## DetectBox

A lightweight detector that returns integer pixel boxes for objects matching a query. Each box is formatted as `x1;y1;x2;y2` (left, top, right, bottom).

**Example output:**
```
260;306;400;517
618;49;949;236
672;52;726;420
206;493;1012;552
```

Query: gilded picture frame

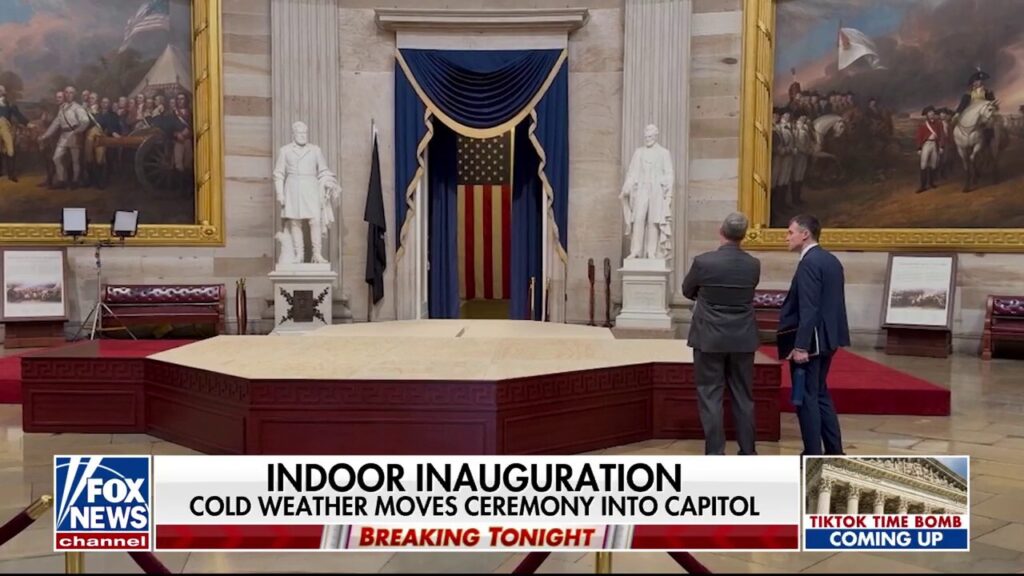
0;0;224;247
738;0;1024;252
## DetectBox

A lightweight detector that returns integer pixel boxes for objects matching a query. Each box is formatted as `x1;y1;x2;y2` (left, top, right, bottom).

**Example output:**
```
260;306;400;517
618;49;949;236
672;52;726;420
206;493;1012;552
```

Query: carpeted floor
0;339;196;404
759;346;951;416
0;353;24;404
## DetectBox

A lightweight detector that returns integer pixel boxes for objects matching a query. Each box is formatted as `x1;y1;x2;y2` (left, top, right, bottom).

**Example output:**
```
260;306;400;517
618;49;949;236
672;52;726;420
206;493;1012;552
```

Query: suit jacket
778;245;851;353
682;243;761;353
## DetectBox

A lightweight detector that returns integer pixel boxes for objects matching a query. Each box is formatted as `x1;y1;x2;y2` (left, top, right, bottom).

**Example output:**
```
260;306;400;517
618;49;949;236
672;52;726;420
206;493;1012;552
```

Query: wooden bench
982;295;1024;360
753;289;788;337
101;284;226;336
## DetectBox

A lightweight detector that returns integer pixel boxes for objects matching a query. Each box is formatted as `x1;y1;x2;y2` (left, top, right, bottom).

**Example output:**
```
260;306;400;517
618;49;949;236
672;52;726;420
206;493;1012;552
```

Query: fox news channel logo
54;456;151;551
803;455;969;552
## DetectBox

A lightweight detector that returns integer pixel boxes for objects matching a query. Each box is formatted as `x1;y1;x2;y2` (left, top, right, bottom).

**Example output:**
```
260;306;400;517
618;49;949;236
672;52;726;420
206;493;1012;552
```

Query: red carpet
0;353;24;404
760;346;950;416
0;340;195;405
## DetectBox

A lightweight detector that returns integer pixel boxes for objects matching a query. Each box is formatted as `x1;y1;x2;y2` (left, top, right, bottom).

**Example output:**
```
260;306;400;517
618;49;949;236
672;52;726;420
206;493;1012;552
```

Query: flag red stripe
482;186;494;300
502;184;511;299
464;185;476;300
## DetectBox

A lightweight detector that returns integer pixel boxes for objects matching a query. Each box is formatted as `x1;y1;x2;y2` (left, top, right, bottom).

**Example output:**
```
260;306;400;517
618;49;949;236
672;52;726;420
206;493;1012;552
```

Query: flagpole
368;118;376;323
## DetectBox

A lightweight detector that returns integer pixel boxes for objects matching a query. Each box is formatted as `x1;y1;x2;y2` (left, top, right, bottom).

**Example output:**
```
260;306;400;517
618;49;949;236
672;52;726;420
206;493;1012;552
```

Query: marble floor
1;345;1023;573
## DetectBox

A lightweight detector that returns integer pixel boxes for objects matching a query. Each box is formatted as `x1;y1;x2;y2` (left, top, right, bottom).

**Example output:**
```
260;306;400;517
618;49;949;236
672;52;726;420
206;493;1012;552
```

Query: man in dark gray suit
682;213;761;455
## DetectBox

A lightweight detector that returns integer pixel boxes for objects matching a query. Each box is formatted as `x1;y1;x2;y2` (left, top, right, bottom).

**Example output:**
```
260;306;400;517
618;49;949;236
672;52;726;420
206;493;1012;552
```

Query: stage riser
23;355;782;454
499;395;652;455
23;385;145;433
147;388;247;455
249;413;497;455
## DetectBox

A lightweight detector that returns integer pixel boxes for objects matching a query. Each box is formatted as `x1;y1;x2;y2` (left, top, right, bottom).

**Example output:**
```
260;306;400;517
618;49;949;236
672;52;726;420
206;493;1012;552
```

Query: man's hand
788;348;810;364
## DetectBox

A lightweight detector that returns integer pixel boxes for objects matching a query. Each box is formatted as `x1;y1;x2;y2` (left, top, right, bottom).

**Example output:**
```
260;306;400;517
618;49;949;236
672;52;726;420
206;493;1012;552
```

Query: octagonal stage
21;321;782;455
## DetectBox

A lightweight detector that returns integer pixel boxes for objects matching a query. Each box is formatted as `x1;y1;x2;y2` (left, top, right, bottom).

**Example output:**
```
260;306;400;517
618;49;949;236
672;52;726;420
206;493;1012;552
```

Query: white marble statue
273;121;340;266
620;124;674;260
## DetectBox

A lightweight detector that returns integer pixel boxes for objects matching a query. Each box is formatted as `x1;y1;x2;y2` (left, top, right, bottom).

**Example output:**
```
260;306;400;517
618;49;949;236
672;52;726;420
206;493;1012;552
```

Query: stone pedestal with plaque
269;263;336;335
615;258;672;331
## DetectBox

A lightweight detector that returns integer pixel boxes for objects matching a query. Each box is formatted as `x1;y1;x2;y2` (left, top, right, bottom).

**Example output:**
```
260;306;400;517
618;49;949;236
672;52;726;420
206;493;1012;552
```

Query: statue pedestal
615;258;672;331
268;263;337;335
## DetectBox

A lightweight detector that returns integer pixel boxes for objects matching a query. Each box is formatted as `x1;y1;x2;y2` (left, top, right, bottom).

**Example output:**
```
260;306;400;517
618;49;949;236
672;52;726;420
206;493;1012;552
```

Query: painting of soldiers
770;0;1024;229
0;0;196;225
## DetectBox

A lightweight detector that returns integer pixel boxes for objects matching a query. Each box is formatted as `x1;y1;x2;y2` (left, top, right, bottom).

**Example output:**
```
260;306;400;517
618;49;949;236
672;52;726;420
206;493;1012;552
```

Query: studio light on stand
61;208;88;241
69;209;140;341
111;209;139;242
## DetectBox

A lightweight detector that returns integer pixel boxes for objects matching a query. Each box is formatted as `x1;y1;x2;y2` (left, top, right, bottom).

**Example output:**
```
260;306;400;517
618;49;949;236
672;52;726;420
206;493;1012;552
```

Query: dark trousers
693;350;757;455
792;351;844;455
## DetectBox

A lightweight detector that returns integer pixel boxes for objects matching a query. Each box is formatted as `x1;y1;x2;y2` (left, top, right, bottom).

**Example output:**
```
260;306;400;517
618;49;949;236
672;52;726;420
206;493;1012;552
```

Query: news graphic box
53;455;152;551
803;455;969;552
151;455;802;552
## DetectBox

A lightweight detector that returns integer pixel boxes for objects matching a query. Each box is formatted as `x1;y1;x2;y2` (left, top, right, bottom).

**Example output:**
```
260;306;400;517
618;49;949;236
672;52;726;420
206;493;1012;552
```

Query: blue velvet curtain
399;49;563;130
510;118;543;320
395;66;427;249
427;121;460;319
533;62;569;253
395;49;569;318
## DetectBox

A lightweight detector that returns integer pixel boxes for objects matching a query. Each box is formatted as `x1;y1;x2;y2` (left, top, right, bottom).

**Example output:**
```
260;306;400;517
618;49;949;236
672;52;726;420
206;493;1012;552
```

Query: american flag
119;0;172;53
457;132;512;301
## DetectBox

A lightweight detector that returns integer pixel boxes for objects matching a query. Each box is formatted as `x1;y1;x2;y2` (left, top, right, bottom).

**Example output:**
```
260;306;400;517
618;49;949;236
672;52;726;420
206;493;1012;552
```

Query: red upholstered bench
754;289;788;336
101;284;226;336
982;295;1024;360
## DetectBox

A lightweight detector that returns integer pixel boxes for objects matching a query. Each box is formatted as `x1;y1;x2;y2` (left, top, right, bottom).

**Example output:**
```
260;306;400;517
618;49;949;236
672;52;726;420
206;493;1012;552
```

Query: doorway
426;120;543;320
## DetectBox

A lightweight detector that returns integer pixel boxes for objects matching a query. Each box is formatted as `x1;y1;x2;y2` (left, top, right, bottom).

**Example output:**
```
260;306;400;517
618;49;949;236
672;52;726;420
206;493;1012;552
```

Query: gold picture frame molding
738;0;1024;252
0;0;225;247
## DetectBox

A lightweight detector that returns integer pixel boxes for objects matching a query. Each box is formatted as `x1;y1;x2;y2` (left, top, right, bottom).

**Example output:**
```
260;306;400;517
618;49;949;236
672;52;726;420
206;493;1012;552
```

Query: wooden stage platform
21;321;782;455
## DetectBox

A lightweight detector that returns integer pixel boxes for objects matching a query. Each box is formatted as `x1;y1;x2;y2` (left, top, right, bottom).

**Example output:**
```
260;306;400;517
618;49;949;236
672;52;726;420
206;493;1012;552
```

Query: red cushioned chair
753;289;788;338
982;295;1024;360
101;284;226;336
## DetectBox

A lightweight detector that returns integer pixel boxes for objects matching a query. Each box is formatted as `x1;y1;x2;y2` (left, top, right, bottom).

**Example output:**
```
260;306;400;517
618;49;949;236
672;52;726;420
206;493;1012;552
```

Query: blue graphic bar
805;529;968;550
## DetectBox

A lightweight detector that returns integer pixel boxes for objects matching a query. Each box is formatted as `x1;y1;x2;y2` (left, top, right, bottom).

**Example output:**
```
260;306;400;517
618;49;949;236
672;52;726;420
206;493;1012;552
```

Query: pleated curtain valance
397;49;565;137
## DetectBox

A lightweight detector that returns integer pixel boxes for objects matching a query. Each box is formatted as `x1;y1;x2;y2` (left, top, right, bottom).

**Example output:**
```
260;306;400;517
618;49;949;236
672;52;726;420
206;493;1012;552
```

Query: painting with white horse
770;0;1024;229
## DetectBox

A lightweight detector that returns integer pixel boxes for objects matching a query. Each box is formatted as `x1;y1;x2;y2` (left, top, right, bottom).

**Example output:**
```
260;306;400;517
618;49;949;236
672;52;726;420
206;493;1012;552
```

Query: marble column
846;486;861;515
621;0;691;304
816;478;834;515
872;492;886;515
271;0;350;320
897;497;909;514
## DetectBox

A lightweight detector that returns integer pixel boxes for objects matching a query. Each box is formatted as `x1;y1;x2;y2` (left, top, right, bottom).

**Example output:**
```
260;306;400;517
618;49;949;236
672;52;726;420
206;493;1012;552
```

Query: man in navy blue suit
778;214;850;456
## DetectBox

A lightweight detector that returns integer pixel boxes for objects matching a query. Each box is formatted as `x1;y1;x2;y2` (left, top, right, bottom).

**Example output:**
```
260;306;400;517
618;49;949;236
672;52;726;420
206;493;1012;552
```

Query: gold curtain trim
394;110;435;263
395;49;568;139
527;109;569;266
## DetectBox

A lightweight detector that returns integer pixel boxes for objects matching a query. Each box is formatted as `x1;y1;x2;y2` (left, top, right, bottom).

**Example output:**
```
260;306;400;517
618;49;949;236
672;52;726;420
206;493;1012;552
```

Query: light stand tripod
72;240;137;341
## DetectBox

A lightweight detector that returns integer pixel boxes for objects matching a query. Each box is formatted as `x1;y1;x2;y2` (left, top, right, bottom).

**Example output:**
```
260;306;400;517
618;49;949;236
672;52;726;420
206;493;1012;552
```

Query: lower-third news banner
152;456;801;552
803;456;970;552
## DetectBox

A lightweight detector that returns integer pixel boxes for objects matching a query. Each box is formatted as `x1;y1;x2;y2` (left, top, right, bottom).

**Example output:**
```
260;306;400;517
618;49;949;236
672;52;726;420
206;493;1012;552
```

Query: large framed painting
739;0;1024;251
0;0;223;245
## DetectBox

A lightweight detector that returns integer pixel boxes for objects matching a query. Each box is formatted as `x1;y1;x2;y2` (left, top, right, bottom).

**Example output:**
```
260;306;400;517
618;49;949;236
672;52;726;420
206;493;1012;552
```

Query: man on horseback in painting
955;68;996;147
